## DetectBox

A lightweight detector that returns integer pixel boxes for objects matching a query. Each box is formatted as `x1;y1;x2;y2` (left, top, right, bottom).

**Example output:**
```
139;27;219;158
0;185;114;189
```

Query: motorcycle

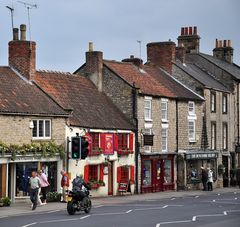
67;188;92;215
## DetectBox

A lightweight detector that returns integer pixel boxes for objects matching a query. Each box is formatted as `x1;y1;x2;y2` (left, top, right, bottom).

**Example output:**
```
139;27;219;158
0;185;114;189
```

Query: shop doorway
108;162;113;196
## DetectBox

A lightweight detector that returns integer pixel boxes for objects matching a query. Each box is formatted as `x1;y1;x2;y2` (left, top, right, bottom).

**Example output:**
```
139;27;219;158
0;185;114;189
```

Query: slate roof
104;60;203;101
174;61;229;92
34;71;134;130
0;66;68;116
187;53;240;80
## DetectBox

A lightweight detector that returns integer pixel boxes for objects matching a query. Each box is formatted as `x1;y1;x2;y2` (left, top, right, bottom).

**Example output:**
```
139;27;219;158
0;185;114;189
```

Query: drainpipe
132;82;139;194
176;100;179;191
237;83;240;166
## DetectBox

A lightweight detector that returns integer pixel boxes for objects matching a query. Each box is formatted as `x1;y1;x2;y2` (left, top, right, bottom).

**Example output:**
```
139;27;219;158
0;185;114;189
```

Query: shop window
211;122;217;150
223;123;228;150
188;120;195;142
210;92;216;112
161;128;168;152
143;160;151;186
188;101;195;116
144;97;152;121
222;94;228;114
144;128;152;152
164;160;172;183
32;119;51;139
161;99;168;121
118;134;128;150
121;167;129;181
90;132;100;150
89;165;98;182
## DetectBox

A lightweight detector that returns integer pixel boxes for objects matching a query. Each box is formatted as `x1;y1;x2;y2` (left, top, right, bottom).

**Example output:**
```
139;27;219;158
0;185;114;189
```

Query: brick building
172;26;240;187
76;43;204;193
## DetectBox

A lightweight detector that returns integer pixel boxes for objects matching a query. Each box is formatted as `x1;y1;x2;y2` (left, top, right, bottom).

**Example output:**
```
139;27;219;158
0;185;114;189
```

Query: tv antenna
137;40;142;59
6;5;14;33
18;1;37;40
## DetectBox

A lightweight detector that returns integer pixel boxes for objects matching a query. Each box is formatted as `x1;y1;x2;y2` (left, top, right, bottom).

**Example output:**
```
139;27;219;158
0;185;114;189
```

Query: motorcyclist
72;173;90;201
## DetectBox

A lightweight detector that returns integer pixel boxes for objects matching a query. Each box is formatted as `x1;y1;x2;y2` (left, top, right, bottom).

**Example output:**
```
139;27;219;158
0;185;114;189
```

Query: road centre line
156;220;192;226
94;205;104;208
21;223;37;227
126;209;132;213
47;210;60;214
80;215;91;220
170;198;175;200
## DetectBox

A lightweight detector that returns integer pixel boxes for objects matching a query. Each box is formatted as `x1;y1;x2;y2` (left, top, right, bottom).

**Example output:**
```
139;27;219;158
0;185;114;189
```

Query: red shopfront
141;154;175;193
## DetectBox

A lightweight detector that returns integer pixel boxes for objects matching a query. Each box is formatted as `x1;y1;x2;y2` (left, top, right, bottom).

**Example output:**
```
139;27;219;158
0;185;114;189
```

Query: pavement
0;187;239;218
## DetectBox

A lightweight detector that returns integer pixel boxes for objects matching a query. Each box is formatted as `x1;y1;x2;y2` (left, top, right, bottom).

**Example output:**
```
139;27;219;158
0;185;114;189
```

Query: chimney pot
228;40;231;47
193;26;197;35
219;40;222;48
89;42;93;52
184;27;188;36
130;55;134;59
181;27;184;36
215;39;218;48
20;24;26;41
13;28;19;40
189;27;193;35
223;40;227;47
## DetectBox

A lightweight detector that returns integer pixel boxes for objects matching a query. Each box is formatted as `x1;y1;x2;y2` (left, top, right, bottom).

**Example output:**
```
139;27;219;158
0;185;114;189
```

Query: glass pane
45;120;50;137
157;162;161;180
143;160;151;186
32;120;37;137
164;160;172;183
39;120;44;137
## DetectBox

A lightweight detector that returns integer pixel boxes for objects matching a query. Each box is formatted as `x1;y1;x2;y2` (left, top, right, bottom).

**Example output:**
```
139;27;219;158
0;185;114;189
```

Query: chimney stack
147;41;176;74
122;55;143;68
176;44;186;64
213;39;233;64
177;26;200;53
8;24;36;81
85;42;103;92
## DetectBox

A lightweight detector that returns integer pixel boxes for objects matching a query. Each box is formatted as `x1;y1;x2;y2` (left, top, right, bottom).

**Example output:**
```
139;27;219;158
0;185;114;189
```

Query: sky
0;0;239;72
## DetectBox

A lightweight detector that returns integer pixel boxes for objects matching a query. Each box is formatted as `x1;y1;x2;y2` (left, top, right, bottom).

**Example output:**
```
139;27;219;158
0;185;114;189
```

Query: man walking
29;171;41;210
60;170;69;202
201;166;208;191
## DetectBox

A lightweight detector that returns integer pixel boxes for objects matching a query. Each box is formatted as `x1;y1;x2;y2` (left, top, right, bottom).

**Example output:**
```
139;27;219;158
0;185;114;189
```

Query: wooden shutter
84;165;89;183
129;133;134;151
100;164;104;182
85;132;92;155
117;166;122;183
100;133;106;152
114;134;119;151
130;165;135;183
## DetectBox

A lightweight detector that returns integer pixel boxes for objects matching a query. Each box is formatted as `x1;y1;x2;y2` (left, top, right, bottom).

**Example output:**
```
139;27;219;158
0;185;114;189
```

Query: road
0;191;240;227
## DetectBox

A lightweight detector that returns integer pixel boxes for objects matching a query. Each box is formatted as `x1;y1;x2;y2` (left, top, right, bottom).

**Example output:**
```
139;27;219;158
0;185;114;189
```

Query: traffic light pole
66;137;70;174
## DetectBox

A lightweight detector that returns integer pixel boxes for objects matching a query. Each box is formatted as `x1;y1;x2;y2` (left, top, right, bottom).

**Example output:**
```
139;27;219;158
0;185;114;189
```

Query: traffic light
81;137;89;159
71;137;81;159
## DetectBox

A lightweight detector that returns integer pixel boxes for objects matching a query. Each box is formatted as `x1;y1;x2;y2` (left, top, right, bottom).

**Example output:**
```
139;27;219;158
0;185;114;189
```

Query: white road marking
21;223;37;227
223;211;227;215
212;200;216;202
39;218;79;224
47;210;60;214
145;199;157;202
126;209;132;214
225;209;240;213
235;198;238;200
195;196;199;198
94;212;126;216
218;193;221;196
135;206;165;211
94;205;104;208
234;192;237;194
162;205;168;208
156;220;192;226
171;198;175;200
0;216;8;219
192;216;196;221
80;215;90;220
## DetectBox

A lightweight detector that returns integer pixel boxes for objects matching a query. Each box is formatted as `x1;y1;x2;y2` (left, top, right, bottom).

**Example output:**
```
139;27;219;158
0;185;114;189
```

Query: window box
117;149;133;155
90;182;100;189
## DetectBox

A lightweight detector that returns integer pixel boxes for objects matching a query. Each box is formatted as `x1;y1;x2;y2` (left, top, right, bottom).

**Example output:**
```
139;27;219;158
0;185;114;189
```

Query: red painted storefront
141;154;175;193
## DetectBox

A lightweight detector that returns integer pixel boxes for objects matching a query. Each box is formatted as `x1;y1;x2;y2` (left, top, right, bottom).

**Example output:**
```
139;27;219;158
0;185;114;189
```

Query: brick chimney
177;26;200;53
8;24;36;81
176;45;186;63
213;39;233;64
85;42;103;92
122;55;143;68
146;41;176;74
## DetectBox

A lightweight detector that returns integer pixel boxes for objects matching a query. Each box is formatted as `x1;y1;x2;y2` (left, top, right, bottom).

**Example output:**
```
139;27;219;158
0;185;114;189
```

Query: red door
108;162;113;195
152;159;164;192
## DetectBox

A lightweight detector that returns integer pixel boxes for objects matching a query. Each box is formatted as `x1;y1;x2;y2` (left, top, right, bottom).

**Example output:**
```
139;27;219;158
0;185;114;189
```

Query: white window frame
223;123;228;150
144;97;152;121
32;119;51;140
188;120;196;142
222;94;227;114
210;92;216;112
161;128;168;152
144;128;152;153
211;122;216;150
161;99;168;122
188;101;195;116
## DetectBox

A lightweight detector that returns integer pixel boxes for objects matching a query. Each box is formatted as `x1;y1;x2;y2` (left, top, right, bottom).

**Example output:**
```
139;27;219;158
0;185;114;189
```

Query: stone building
172;26;240;187
0;25;69;201
76;43;204;193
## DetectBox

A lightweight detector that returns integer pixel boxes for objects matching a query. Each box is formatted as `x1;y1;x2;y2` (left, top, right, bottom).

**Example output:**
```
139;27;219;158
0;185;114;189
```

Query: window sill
189;140;196;143
32;137;51;141
117;150;133;155
188;115;197;120
161;119;169;123
144;119;153;122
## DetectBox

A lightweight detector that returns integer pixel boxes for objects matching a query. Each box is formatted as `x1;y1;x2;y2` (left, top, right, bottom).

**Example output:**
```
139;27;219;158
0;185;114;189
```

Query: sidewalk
0;187;238;217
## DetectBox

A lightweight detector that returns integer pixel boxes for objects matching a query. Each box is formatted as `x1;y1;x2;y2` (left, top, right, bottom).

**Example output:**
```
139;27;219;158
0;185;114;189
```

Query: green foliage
0;197;11;206
0;141;65;161
46;192;62;202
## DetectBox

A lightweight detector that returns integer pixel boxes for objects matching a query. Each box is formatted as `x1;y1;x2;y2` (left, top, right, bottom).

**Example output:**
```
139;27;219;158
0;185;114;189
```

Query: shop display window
164;160;172;183
143;160;152;186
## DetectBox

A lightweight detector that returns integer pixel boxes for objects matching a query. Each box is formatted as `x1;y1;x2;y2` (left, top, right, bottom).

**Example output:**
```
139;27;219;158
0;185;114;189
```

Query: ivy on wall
0;141;65;161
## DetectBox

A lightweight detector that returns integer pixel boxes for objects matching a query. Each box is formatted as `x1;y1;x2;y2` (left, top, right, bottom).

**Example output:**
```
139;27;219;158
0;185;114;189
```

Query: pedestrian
236;167;240;189
38;170;50;204
201;166;208;191
29;171;41;210
60;170;69;203
207;167;213;191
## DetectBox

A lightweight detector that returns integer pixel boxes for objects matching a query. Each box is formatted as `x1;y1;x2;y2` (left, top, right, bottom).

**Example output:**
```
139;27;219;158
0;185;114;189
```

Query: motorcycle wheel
83;197;92;214
67;201;76;215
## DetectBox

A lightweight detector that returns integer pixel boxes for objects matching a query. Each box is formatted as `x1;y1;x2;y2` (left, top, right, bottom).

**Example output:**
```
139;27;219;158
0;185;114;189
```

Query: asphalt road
0;191;240;227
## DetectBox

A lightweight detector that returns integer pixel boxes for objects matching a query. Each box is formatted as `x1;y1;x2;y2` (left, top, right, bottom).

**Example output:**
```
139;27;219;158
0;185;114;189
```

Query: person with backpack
72;173;90;201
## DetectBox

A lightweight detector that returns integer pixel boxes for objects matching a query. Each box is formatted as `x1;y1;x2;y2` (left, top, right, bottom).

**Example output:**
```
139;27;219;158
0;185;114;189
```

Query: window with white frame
210;92;216;112
161;128;168;152
188;120;195;142
211;122;216;150
144;98;152;121
188;101;195;116
32;119;51;139
144;128;152;152
223;123;228;150
222;94;227;114
161;99;168;121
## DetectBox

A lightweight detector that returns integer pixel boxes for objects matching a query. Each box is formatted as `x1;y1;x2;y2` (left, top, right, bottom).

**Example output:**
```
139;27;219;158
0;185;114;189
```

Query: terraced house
76;42;205;193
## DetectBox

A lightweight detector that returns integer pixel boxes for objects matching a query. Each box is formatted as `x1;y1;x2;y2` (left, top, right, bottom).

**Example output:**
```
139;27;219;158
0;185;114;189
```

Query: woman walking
207;167;213;191
38;170;50;204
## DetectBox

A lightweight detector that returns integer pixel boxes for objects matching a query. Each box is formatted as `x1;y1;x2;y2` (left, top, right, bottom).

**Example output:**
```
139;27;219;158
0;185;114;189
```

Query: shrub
0;197;11;206
46;192;62;202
